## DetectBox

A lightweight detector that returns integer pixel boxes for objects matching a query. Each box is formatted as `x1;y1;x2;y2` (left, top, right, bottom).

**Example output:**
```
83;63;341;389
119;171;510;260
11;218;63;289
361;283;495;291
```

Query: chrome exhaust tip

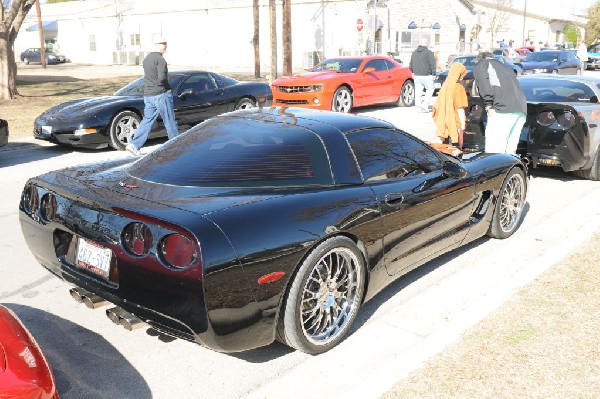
105;306;145;331
69;287;108;309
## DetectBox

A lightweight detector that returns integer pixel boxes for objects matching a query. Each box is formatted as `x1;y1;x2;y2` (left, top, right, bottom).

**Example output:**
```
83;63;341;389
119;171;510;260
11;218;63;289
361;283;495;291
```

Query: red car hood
0;306;58;399
274;70;346;84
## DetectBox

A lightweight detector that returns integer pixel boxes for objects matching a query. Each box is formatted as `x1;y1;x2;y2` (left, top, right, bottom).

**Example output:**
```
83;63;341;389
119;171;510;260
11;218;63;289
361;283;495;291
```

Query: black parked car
20;107;527;354
33;71;272;150
519;50;582;75
466;74;600;180
0;119;8;147
20;47;67;64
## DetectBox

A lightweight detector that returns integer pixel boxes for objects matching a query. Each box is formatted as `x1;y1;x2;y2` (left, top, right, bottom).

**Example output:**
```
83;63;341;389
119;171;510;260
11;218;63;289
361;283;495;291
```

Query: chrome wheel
278;236;365;353
235;97;256;110
300;247;361;345
332;87;352;113
498;172;525;233
398;80;415;107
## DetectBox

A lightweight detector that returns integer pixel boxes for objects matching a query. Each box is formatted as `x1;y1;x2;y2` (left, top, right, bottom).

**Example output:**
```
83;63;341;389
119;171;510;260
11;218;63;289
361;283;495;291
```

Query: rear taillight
23;185;39;214
40;193;57;222
115;208;201;271
122;222;153;256
159;234;197;269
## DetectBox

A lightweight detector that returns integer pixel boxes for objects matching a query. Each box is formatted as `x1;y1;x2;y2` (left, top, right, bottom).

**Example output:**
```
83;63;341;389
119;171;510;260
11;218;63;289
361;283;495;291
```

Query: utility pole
522;0;528;46
282;0;292;76
253;0;260;78
269;0;277;82
35;0;47;69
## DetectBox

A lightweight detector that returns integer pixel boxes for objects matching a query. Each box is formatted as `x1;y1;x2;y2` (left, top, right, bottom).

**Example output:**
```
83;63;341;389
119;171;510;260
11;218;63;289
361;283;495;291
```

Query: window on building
399;30;431;50
130;34;140;46
89;35;96;52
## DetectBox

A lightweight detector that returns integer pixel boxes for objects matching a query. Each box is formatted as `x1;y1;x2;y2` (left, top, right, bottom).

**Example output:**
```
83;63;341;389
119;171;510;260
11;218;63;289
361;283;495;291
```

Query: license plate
434;83;441;89
76;238;112;279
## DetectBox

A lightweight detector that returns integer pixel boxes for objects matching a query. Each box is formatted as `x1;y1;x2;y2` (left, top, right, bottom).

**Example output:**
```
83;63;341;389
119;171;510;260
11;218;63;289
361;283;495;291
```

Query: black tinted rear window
128;117;333;187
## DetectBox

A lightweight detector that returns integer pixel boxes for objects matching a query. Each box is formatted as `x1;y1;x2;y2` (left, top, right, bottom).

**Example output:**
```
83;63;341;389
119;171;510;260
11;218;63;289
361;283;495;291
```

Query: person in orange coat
432;62;468;148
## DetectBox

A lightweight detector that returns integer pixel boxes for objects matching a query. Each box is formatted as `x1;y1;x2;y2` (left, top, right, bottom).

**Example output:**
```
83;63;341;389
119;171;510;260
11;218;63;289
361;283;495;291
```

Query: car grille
275;99;309;105
274;85;316;93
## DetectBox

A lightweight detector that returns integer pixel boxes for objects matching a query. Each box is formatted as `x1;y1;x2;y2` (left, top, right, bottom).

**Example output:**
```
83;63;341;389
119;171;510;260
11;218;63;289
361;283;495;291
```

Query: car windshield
449;57;477;69
519;78;597;102
114;75;184;96
128;116;334;187
524;52;560;62
310;58;363;73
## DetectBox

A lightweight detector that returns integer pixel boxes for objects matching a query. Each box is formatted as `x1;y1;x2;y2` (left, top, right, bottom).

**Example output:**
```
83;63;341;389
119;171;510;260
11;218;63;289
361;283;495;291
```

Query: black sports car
466;74;600;180
33;71;272;150
20;107;527;354
519;50;582;75
0;119;8;147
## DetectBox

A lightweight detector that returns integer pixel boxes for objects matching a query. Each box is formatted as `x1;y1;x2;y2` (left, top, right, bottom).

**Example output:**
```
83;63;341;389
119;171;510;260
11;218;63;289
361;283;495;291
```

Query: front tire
487;168;526;239
108;110;140;150
331;86;353;113
277;236;365;354
23;58;30;65
397;79;415;107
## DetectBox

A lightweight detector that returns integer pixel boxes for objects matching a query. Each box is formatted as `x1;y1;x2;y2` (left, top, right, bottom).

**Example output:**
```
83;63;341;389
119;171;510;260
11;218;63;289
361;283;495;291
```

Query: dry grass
0;75;134;138
382;231;600;399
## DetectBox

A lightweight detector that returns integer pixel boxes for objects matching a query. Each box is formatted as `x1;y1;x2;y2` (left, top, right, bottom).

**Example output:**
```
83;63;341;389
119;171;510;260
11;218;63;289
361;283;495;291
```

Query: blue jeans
413;75;435;109
131;91;179;149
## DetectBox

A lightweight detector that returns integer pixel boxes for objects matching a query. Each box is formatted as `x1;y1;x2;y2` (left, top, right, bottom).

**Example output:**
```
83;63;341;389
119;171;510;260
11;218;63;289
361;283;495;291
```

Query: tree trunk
282;0;292;76
1;0;37;101
253;0;260;78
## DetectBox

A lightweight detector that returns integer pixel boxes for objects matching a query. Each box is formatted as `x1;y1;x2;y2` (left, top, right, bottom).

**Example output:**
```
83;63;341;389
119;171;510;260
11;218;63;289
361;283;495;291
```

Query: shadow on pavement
3;303;152;399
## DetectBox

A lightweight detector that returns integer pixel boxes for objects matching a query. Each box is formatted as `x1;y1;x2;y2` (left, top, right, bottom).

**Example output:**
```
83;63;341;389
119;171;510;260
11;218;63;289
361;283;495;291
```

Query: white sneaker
126;144;141;156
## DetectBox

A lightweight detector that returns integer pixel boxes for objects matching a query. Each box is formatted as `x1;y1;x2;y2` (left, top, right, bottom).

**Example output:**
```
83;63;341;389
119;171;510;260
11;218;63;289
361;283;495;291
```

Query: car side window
178;73;217;94
345;128;443;182
364;59;388;71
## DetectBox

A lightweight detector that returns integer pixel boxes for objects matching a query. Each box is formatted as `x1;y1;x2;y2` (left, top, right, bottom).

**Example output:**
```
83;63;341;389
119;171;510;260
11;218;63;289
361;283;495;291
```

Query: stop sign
357;18;364;31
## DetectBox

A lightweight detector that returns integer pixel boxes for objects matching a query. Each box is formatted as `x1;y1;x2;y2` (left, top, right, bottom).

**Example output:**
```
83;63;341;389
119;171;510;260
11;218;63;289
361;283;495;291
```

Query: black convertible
33;71;272;150
20;107;527;354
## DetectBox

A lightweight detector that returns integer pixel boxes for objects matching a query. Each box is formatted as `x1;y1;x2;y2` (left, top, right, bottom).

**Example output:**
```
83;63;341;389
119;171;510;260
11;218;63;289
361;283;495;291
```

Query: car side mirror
363;67;376;74
179;88;194;99
591;95;599;104
443;161;468;179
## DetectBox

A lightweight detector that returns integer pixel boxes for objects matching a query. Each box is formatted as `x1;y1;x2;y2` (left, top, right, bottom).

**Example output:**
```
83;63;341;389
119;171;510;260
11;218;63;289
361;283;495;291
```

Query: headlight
309;85;323;92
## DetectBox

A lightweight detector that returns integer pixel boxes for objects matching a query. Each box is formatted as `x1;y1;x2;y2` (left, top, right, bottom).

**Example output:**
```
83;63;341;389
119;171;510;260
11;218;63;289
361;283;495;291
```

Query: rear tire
108;110;140;150
572;147;600;181
277;236;365;354
397;80;415;107
23;58;30;65
234;97;256;110
331;87;353;113
487;168;526;239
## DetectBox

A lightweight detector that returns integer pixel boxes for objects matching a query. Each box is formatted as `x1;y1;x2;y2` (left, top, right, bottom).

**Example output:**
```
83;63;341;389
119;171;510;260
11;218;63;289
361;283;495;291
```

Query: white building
16;0;587;75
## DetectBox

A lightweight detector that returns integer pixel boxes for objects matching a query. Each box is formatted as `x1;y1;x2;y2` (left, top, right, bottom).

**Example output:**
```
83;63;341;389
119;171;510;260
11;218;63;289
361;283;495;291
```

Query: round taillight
159;234;197;269
557;111;576;129
40;193;57;222
122;222;153;256
23;185;39;215
537;111;556;126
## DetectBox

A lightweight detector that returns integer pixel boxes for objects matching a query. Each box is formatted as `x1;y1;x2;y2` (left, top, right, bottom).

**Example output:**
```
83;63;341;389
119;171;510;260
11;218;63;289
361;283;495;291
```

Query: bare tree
0;0;36;100
487;0;514;48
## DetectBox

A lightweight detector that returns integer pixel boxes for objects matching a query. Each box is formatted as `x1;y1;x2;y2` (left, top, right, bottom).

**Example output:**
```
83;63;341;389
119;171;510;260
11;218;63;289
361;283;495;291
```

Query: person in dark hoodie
409;37;437;112
473;51;527;154
126;36;179;156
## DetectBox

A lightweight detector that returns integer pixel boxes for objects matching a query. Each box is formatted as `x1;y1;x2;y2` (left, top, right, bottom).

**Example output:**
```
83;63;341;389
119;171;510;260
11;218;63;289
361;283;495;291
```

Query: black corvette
20;107;527;354
33;71;272;150
466;74;600;180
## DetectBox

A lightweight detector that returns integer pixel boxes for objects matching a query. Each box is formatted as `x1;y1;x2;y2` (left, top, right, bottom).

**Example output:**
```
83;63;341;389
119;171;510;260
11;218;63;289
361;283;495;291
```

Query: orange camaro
271;56;414;112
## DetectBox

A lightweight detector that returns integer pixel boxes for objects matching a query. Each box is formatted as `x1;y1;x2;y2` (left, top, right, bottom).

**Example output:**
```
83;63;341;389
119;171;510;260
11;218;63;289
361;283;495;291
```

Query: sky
515;0;597;16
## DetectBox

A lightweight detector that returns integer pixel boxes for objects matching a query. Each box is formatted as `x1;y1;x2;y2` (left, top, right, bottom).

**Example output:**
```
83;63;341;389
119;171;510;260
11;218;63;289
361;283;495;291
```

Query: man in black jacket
409;37;437;112
126;36;179;156
473;51;527;154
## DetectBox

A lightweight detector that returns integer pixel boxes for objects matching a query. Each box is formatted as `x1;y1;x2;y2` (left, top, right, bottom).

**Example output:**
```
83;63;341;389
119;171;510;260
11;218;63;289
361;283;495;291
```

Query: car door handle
385;193;404;206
